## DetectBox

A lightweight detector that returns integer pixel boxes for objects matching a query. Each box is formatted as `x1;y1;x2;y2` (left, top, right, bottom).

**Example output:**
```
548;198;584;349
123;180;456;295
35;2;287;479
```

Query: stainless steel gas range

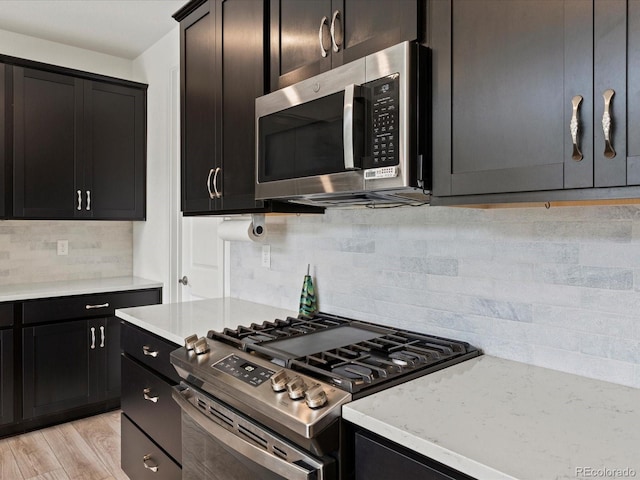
170;312;480;480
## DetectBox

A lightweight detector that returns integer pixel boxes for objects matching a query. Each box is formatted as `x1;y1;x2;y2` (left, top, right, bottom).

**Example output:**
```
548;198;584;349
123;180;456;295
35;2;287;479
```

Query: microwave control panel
367;73;400;169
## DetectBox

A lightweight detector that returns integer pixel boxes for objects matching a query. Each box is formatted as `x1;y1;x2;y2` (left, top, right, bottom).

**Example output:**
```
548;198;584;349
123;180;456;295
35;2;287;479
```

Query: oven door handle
172;386;321;480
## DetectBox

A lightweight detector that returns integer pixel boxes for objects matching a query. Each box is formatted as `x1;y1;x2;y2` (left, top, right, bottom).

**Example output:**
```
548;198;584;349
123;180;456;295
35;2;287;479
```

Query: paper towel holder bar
251;214;265;237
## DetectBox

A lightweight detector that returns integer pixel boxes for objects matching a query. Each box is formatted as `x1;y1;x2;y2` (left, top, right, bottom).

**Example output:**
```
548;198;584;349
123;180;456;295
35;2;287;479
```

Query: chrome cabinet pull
330;10;342;52
142;454;159;473
318;16;330;58
90;327;96;350
602;89;616;158
178;275;188;286
212;167;222;198
100;325;105;348
206;168;215;199
143;388;159;403
142;345;159;358
86;190;91;210
570;95;583;161
85;302;109;310
77;190;82;210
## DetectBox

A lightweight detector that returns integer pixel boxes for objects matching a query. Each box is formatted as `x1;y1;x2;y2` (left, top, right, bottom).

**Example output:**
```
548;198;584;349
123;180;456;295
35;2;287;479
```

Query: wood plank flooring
0;411;127;480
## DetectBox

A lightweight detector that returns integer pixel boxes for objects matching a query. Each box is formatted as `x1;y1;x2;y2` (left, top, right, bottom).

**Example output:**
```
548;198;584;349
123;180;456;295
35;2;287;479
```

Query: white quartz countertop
115;297;297;345
0;276;163;302
343;355;640;480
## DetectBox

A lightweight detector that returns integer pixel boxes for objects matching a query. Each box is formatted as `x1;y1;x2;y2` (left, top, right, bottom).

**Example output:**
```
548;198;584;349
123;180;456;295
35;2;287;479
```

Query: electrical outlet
57;240;69;256
261;244;271;268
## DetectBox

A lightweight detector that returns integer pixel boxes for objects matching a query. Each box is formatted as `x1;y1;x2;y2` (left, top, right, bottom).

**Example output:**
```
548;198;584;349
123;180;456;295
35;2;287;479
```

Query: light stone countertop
343;355;640;480
0;276;163;302
116;297;297;345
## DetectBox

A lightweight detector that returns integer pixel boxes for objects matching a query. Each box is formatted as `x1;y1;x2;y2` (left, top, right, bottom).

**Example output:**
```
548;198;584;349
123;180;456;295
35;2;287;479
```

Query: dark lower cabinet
1;63;7;218
0;329;13;426
355;430;475;480
22;316;119;419
120;321;181;477
121;414;182;480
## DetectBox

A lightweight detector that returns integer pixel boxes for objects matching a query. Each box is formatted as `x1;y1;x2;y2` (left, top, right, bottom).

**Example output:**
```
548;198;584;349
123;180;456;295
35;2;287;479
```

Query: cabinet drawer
121;322;180;383
121;355;181;463
121;413;181;480
0;304;13;327
23;289;161;325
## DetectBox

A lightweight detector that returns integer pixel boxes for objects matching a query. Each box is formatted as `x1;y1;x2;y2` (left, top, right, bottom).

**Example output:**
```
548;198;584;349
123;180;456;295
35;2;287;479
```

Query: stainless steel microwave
255;41;430;207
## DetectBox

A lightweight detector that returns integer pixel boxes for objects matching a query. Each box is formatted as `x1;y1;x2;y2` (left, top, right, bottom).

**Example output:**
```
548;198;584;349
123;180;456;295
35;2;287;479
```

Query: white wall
0;28;132;79
131;27;180;303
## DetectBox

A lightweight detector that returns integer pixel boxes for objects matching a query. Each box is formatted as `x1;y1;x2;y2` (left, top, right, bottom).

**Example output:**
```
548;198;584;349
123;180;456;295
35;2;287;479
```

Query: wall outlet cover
261;244;271;268
57;240;69;256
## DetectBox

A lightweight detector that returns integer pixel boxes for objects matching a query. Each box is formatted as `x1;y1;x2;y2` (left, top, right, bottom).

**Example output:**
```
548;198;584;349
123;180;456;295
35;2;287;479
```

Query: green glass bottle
299;264;317;316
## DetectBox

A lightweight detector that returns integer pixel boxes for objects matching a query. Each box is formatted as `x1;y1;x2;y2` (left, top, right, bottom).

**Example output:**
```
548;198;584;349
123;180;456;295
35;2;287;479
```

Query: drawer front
23;288;161;325
121;322;180;383
121;413;182;480
121;355;182;463
0;304;13;327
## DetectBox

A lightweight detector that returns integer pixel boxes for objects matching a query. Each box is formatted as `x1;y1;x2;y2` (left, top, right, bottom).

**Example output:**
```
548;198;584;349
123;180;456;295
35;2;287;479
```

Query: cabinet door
13;67;83;218
98;317;121;402
432;0;594;197
0;329;13;426
84;81;146;219
180;0;220;214
220;0;266;211
1;64;6;218
333;0;420;67
23;320;96;419
269;0;333;91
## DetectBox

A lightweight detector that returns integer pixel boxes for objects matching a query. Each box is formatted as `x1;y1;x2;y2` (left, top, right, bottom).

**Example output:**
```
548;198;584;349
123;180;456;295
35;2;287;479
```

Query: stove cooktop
208;312;480;394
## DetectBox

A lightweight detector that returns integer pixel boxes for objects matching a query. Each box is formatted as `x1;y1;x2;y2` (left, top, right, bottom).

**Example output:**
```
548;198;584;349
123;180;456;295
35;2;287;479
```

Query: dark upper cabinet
1;64;7;218
269;0;423;91
11;64;146;220
175;0;322;215
431;0;640;204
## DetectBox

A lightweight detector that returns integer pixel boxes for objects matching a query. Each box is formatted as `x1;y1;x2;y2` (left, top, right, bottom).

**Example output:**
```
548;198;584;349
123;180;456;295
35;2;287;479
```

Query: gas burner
331;364;375;383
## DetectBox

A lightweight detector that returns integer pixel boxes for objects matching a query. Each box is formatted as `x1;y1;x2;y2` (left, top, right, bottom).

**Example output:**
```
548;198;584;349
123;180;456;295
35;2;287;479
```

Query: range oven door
172;383;336;480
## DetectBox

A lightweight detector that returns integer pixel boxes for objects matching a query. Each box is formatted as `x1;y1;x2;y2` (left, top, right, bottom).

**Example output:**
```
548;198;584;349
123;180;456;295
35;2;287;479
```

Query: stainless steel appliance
255;41;430;207
170;313;480;479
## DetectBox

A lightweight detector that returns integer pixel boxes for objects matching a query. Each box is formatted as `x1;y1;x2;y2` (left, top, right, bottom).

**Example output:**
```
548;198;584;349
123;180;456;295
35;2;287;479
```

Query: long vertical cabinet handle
86;190;91;210
100;325;105;348
330;10;342;52
570;95;583;161
602;89;616;158
343;84;357;170
77;190;82;210
318;16;330;58
212;167;222;198
207;168;215;199
90;327;96;350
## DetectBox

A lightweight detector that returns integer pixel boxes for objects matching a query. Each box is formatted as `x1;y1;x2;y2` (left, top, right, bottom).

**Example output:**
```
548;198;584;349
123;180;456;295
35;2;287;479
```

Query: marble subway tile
535;264;633;290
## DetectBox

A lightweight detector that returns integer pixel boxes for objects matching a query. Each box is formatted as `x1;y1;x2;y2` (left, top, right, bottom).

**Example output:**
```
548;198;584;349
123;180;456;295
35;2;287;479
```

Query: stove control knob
184;334;198;351
193;337;210;355
286;376;307;400
270;370;289;392
304;384;328;409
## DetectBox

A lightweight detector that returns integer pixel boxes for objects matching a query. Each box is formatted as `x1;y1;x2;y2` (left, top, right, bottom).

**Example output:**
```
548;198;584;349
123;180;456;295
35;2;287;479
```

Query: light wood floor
0;411;128;480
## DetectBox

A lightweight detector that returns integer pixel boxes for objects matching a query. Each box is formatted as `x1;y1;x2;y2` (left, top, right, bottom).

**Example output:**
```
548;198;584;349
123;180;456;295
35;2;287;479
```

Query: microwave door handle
343;84;356;170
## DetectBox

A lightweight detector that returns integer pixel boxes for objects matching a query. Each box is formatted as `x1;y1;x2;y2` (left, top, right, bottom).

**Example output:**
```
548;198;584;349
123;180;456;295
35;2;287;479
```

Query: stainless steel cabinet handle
212;167;222;198
142;345;159;358
143;388;159;403
207;168;215;199
570;95;583;161
330;10;342;52
77;190;82;210
602;89;616;158
100;325;105;348
178;275;188;286
142;454;159;473
86;190;91;210
90;327;96;350
318;16;330;58
85;303;109;310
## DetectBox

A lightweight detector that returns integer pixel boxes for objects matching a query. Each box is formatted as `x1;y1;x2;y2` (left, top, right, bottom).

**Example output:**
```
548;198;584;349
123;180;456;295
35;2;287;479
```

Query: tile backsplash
0;221;132;285
230;205;640;388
